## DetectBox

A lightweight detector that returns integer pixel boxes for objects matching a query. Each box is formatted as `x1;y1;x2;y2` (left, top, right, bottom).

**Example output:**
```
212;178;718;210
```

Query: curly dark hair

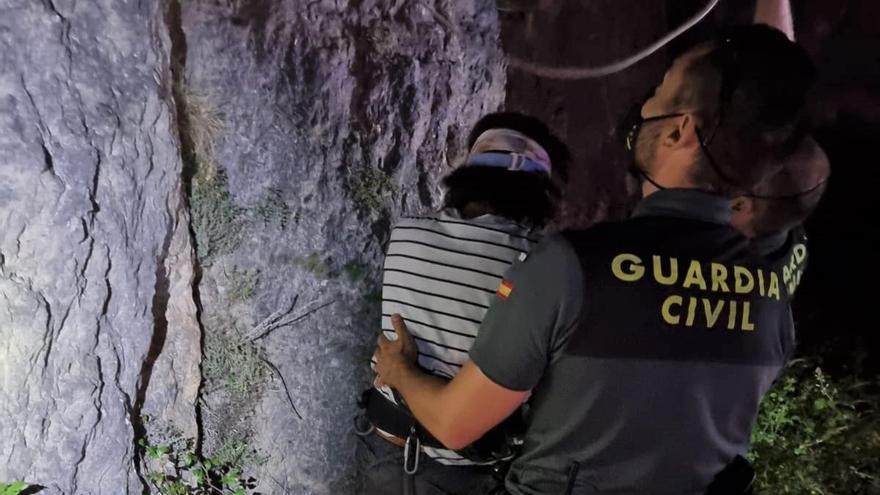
442;112;570;227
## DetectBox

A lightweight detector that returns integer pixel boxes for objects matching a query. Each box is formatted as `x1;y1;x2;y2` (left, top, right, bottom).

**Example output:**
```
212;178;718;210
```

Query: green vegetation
191;167;245;262
178;85;295;263
209;440;256;469
226;268;259;304
342;260;370;282
751;360;880;494
192;315;275;495
347;167;397;212
296;253;334;279
139;437;258;495
0;482;29;495
202;325;268;400
190;163;295;262
251;188;291;229
175;86;244;263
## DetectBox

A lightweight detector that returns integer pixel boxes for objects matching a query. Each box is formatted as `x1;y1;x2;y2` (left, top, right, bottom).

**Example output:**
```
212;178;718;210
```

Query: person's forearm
393;365;460;447
754;0;795;41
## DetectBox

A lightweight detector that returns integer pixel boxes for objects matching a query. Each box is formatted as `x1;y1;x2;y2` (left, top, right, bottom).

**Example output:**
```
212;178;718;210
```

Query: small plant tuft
347;167;397;212
295;253;334;279
250;188;291;229
138;437;259;495
342;260;370;282
0;482;30;495
202;325;268;400
175;86;244;263
226;268;260;304
191;166;245;262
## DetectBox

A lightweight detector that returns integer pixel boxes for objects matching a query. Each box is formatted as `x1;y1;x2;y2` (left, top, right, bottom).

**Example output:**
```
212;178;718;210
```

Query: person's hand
374;314;418;389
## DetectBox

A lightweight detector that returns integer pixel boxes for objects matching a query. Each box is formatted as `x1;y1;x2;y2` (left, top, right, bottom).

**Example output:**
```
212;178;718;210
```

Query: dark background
498;0;879;375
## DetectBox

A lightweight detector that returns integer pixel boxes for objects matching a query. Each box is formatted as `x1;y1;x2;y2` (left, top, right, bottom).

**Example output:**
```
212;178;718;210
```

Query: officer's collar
632;188;731;225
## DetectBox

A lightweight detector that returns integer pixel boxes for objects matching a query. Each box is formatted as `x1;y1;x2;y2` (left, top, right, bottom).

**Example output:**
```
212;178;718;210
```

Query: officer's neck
641;180;705;199
642;160;704;198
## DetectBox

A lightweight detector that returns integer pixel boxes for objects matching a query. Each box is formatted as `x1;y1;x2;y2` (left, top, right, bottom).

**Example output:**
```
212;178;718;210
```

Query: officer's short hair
443;112;570;227
673;25;818;193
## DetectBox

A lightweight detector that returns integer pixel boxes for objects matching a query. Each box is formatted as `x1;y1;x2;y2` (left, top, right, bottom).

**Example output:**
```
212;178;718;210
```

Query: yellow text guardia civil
610;251;804;332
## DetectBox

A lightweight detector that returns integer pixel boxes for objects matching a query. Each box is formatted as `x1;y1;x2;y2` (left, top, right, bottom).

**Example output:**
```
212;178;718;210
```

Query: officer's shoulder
518;232;581;269
509;233;586;296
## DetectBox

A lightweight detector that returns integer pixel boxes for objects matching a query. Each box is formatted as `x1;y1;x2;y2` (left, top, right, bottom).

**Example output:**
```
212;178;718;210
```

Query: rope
507;0;722;80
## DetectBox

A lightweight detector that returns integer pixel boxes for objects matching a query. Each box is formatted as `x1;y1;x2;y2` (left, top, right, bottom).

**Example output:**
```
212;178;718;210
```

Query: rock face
177;0;505;492
0;0;198;493
1;0;504;493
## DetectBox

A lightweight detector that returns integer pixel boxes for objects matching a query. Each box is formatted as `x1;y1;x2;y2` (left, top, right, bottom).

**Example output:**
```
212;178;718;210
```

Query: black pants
355;433;501;495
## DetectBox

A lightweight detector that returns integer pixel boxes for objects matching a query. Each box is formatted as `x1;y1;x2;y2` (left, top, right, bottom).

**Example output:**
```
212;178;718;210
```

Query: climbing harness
357;387;524;472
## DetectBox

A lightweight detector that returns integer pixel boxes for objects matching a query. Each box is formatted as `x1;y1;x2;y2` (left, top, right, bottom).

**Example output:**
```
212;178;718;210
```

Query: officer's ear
662;113;699;150
731;196;755;215
729;195;758;237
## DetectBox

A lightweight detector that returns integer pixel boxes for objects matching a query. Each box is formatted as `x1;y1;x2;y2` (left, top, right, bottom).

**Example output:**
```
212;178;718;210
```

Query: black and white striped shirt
373;208;539;465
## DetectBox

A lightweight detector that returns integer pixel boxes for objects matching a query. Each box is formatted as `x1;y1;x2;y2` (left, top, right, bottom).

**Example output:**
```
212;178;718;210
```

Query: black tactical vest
563;216;794;365
508;216;794;494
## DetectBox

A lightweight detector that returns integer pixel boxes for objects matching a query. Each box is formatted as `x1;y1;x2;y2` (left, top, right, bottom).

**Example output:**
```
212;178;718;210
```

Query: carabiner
403;427;421;475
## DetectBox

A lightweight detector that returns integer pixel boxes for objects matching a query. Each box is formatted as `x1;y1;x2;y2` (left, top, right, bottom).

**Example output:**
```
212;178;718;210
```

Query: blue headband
464;152;552;175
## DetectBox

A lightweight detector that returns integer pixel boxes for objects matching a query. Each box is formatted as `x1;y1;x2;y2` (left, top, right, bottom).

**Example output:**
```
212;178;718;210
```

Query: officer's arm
754;0;795;41
376;235;582;449
379;336;528;450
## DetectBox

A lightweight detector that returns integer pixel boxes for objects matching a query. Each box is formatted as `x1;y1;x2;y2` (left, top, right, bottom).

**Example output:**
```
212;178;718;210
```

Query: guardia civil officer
373;20;818;495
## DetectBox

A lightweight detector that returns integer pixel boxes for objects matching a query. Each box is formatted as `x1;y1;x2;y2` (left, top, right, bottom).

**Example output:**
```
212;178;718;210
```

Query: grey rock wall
0;0;198;493
178;0;505;492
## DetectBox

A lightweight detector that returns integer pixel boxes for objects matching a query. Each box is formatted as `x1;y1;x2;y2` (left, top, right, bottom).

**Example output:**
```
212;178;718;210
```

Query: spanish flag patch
496;280;514;300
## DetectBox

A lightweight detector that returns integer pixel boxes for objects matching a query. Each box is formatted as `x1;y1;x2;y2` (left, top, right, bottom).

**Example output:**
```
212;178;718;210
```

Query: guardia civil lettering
611;254;782;332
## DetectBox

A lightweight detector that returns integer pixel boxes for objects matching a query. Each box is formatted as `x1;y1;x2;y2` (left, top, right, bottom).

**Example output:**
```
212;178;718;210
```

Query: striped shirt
372;208;539;465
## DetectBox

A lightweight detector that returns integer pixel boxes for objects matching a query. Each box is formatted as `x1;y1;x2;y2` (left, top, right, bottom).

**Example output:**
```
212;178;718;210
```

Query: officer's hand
374;314;418;389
